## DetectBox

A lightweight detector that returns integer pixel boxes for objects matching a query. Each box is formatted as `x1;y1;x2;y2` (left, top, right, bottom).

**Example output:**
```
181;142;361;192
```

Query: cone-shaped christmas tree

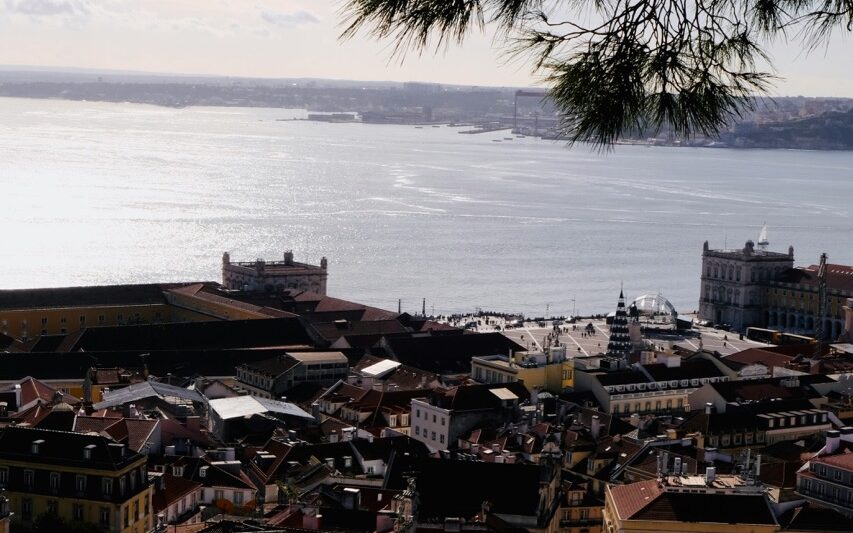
606;289;632;361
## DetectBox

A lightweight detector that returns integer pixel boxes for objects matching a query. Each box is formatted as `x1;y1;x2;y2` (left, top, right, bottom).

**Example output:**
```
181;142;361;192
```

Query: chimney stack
591;415;601;440
705;466;716;484
825;430;841;454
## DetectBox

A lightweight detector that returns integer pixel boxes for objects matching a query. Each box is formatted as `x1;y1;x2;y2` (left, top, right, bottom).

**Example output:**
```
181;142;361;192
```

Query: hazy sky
1;0;852;95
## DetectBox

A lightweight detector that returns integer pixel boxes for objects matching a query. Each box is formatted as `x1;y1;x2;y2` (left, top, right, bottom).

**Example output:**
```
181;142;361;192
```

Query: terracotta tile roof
74;415;118;434
723;348;794;370
608;479;663;520
104;418;159;453
779;502;853;531
12;376;81;407
384;332;524;375
780;263;853;293
0;283;185;310
630;491;776;525
310;319;408;342
152;474;201;512
812;450;853;470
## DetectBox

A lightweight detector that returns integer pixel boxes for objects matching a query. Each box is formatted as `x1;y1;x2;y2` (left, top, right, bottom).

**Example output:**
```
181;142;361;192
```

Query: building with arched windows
699;239;852;339
699;239;794;332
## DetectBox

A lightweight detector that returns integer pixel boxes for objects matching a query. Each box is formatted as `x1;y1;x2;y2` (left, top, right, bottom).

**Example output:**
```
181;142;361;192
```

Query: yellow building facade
0;427;153;533
471;352;573;394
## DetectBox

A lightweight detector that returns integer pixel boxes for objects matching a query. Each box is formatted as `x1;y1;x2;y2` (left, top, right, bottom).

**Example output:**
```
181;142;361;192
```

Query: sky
1;0;852;95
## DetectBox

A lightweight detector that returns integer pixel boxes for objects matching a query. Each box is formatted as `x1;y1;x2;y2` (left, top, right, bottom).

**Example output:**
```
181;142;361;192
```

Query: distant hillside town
0;244;853;532
1;69;853;149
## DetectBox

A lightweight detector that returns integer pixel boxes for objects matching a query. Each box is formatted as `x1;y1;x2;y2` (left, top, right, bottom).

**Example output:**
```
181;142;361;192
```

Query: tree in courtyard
340;0;853;147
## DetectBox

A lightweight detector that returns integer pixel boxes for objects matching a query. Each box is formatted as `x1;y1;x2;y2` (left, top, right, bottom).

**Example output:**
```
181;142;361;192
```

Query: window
123;506;129;528
73;503;84;521
433;414;436;423
100;507;110;526
0;467;8;485
134;500;140;521
415;426;420;436
440;434;445;444
234;491;244;505
130;470;136;490
76;475;87;492
214;490;224;501
441;417;446;426
79;315;86;324
24;469;34;488
431;431;436;441
50;472;61;491
47;500;58;515
22;498;32;520
119;476;126;495
102;477;113;496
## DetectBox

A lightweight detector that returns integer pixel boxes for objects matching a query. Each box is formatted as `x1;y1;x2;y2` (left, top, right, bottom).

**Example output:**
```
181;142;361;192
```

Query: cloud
260;9;318;28
4;0;89;16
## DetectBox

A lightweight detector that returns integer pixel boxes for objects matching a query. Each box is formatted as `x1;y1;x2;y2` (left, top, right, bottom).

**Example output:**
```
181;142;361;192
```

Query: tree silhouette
341;0;853;147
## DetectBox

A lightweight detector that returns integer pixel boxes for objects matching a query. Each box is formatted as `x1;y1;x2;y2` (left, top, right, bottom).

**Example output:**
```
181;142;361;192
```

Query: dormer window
31;439;44;454
84;444;96;460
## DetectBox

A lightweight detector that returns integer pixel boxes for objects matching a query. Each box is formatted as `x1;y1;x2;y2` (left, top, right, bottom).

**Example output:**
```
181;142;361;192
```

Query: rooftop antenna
757;222;769;251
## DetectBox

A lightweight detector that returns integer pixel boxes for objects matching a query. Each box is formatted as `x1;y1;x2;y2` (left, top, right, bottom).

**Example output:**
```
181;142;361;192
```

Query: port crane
815;252;828;358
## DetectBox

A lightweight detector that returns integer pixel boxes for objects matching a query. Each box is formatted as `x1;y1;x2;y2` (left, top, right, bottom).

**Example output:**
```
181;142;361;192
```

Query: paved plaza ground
443;314;767;357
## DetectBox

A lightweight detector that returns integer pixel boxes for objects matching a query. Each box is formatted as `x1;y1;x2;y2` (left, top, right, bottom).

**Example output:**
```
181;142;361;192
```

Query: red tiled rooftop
812;450;853;470
608;479;663;520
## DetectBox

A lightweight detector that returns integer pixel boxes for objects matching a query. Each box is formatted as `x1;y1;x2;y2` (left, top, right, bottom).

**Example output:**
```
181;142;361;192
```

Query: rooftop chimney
705;466;716;484
825;430;841;454
342;487;361;510
840;427;853;443
591;415;601;440
31;439;44;454
705;403;713;414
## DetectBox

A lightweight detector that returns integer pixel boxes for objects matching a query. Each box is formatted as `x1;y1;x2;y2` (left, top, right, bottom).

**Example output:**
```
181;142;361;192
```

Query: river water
2;97;851;317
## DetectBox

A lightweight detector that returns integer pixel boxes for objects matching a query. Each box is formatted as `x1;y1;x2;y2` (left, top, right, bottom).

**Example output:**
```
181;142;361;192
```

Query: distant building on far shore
222;250;328;295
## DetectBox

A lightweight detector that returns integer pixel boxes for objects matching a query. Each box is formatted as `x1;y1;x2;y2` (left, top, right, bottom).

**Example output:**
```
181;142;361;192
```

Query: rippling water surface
2;97;852;316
